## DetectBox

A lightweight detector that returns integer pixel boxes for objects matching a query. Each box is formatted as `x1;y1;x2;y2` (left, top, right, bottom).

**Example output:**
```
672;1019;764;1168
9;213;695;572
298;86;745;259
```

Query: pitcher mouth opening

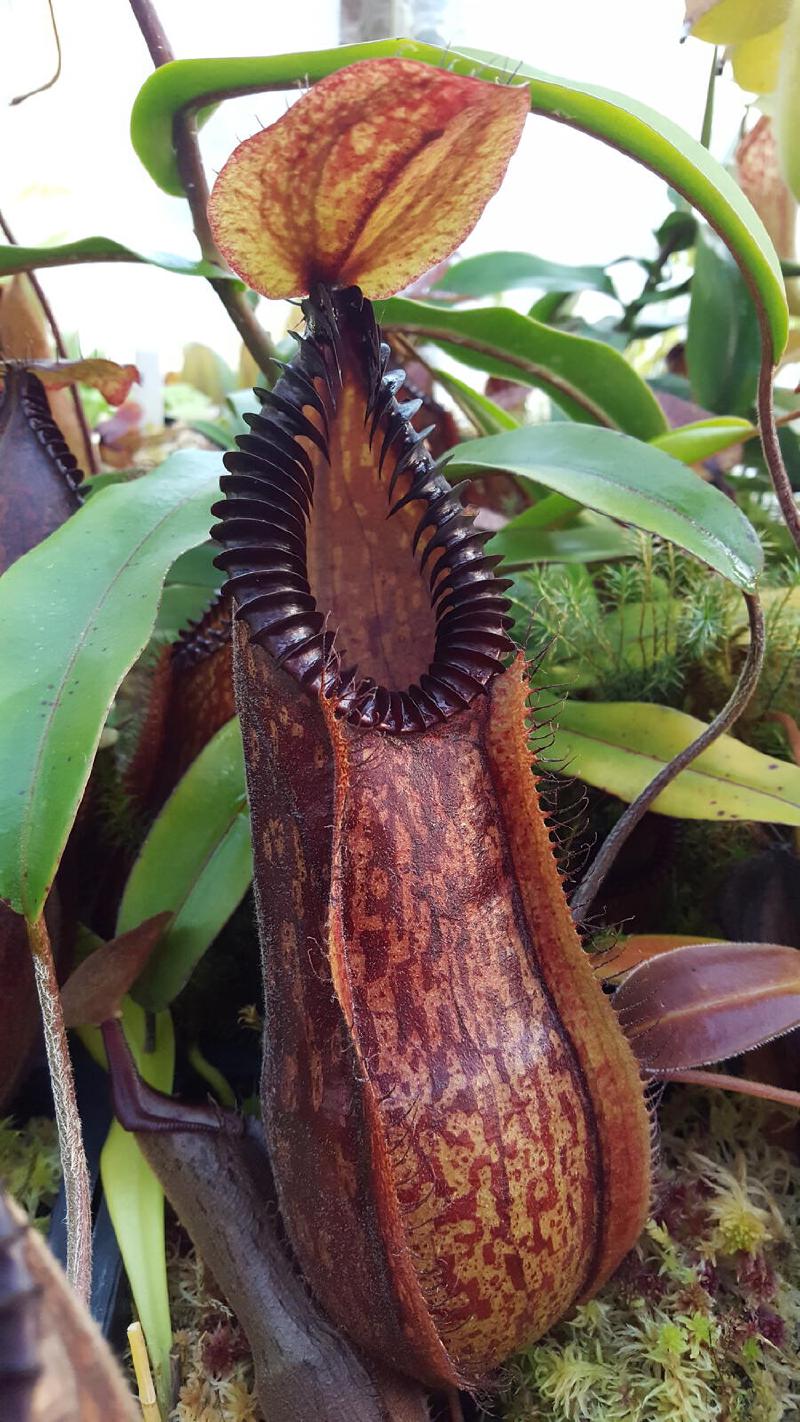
211;284;515;734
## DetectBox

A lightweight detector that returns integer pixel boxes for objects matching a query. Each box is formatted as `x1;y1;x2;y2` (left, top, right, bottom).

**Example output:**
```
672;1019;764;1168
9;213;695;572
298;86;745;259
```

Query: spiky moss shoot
167;1227;262;1422
0;1116;60;1224
507;1090;800;1422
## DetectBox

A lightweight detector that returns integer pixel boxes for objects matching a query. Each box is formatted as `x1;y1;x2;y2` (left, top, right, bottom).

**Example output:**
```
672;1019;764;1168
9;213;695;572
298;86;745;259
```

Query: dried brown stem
127;0;275;375
0;207;98;474
572;591;766;922
27;913;92;1303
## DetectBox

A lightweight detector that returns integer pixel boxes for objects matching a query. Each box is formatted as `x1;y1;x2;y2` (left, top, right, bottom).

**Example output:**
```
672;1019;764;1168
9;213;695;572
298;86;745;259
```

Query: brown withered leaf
22;358;140;406
0;275;92;469
614;940;800;1072
1;1192;138;1422
208;58;529;299
60;913;171;1028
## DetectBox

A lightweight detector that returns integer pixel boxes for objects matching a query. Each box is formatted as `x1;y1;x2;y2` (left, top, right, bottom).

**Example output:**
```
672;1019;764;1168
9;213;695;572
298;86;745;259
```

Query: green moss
0;1115;61;1224
506;1091;800;1422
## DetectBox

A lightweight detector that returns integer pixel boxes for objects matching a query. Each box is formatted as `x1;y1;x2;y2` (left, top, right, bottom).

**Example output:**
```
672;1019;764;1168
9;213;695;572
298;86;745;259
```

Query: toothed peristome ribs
211;285;514;733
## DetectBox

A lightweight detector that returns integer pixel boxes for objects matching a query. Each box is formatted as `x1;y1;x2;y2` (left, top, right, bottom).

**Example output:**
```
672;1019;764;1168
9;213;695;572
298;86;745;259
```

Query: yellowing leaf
207;58;528;299
552;700;800;824
732;26;786;92
776;0;800;203
688;0;791;44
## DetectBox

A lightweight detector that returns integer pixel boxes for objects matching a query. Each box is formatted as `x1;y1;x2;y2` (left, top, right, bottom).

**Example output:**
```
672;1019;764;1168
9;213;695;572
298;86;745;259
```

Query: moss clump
0;1115;61;1224
507;1091;800;1422
167;1231;262;1422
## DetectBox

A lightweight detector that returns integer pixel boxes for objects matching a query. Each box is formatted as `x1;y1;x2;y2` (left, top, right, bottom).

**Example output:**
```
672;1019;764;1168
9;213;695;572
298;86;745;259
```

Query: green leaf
687;225;761;414
428;366;519;435
551;700;800;824
449;424;763;589
129;41;787;357
101;1006;173;1416
79;995;174;1418
433;250;615;299
0;451;222;920
119;719;253;1012
651;416;757;463
377;296;667;440
489;513;636;566
0;236;232;280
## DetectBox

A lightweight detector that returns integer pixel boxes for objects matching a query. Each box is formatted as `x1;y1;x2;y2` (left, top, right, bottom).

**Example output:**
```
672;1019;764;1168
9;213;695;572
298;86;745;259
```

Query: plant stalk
757;356;800;550
127;0;275;376
572;590;766;921
27;913;92;1303
657;1066;800;1111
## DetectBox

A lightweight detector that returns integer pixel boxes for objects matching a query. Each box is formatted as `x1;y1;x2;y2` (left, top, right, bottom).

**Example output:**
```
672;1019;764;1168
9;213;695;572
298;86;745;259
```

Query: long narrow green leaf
449;425;763;590
687;225;761;414
0;451;222;920
0;237;232;280
489;514;636;566
377;296;666;439
428;366;520;435
551;701;800;824
651;416;756;463
128;41;787;356
432;250;615;299
82;1000;174;1418
119;719;253;1012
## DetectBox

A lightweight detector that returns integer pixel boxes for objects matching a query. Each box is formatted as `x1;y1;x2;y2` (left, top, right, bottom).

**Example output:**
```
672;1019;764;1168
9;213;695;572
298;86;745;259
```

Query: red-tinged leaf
614;941;800;1072
25;358;141;406
736;116;797;265
593;934;720;982
207;58;528;300
60;913;171;1028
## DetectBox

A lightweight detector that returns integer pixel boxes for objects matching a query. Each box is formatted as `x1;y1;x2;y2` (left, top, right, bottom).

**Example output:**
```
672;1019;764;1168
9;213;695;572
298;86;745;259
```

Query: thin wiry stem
27;914;92;1303
657;1067;800;1111
758;356;800;550
572;591;766;922
10;0;62;106
127;0;276;376
0;207;98;475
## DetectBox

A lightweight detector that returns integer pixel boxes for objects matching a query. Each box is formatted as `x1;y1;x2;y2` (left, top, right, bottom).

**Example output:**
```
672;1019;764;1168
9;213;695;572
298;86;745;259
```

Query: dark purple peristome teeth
211;284;514;733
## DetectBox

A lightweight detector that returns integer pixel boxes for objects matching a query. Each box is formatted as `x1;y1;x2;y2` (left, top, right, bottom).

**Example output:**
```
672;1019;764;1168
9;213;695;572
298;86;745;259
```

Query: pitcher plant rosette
196;56;784;1389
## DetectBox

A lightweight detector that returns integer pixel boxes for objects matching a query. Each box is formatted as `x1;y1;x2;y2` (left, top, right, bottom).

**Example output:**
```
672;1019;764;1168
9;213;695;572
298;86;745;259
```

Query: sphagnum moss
508;1090;800;1422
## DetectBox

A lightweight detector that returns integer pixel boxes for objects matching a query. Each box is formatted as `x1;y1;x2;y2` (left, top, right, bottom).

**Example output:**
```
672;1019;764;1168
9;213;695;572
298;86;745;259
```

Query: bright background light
0;0;753;370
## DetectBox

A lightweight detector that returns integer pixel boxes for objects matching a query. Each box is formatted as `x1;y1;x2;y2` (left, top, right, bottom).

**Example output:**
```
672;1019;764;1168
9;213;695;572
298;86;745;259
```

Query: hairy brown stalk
26;913;92;1303
572;590;766;921
0;207;98;475
656;1066;800;1110
127;0;275;375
